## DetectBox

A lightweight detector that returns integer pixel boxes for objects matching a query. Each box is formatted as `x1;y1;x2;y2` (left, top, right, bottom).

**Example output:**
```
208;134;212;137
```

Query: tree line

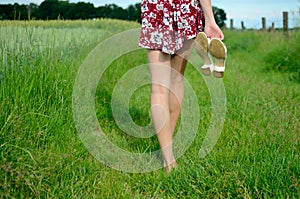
0;0;141;22
0;0;226;27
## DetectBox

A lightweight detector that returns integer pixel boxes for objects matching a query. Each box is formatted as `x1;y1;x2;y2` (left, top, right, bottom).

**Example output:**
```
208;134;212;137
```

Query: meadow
0;19;299;198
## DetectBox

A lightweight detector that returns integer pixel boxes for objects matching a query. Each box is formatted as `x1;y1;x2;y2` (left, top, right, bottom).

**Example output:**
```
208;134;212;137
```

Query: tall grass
264;32;300;83
0;20;299;198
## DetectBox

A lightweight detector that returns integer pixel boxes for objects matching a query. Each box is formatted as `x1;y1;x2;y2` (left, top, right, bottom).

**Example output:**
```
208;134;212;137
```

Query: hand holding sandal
195;32;227;78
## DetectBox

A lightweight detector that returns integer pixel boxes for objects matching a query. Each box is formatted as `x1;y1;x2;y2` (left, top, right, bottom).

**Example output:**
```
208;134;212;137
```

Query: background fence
228;12;299;35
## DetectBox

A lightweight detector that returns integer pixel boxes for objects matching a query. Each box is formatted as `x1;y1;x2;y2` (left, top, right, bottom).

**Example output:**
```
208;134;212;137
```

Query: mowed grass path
0;20;299;198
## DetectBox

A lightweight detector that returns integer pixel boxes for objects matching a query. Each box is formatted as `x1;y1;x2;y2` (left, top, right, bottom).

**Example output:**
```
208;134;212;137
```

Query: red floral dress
139;0;204;55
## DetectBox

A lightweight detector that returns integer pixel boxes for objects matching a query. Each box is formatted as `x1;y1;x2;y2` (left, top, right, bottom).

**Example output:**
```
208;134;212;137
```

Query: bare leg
147;50;175;167
147;40;194;173
169;56;186;135
169;39;194;135
165;40;194;173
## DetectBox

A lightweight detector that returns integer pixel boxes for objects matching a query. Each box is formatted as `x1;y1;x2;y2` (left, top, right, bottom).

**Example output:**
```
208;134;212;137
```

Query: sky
1;0;299;29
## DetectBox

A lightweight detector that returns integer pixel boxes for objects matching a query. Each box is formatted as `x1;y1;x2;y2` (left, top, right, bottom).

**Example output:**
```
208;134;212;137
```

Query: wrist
205;18;216;25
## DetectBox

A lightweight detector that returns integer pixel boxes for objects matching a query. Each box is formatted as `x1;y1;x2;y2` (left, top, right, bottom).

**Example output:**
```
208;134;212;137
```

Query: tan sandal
195;32;213;76
209;38;227;78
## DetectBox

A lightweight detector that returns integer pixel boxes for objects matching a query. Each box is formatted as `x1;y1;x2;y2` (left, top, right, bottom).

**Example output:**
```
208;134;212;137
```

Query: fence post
271;22;275;32
241;21;245;31
230;19;234;30
262;17;266;31
283;11;289;36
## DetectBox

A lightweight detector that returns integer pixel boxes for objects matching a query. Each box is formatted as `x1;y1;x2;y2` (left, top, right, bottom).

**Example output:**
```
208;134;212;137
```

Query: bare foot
165;161;177;175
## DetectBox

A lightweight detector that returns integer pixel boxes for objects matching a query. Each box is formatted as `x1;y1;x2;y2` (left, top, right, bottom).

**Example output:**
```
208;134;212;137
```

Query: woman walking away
139;0;226;174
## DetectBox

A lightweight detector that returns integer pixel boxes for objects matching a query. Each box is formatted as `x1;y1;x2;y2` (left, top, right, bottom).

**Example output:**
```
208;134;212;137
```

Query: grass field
0;19;299;198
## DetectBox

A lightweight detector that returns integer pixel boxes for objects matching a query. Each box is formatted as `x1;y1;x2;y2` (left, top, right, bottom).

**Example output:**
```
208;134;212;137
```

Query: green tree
0;4;14;19
38;0;60;19
13;3;28;20
56;1;73;19
126;3;141;22
69;2;95;19
213;6;227;28
100;4;127;19
27;3;38;20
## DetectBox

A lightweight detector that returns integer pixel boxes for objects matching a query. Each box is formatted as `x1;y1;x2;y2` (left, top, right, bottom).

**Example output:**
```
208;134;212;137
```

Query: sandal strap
214;65;225;72
201;64;214;72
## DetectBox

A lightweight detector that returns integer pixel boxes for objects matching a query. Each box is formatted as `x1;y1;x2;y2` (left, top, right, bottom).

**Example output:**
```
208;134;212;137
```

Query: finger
220;33;224;40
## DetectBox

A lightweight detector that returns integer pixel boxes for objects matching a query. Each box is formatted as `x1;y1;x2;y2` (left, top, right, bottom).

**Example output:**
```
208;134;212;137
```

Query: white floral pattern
139;0;204;54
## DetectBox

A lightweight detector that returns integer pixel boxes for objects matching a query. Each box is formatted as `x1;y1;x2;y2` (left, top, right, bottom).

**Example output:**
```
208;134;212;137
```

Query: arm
199;0;224;40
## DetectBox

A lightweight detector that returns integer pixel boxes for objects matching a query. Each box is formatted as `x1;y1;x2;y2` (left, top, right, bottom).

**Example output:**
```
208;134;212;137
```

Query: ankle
164;159;176;167
164;161;177;174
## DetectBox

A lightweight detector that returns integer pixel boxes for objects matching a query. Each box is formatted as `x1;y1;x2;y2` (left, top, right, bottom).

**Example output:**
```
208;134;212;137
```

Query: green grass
264;32;300;83
0;20;299;198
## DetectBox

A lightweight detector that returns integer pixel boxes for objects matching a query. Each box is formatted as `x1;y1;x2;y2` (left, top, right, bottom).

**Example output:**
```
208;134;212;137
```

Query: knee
151;84;170;96
176;40;194;60
171;73;184;85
